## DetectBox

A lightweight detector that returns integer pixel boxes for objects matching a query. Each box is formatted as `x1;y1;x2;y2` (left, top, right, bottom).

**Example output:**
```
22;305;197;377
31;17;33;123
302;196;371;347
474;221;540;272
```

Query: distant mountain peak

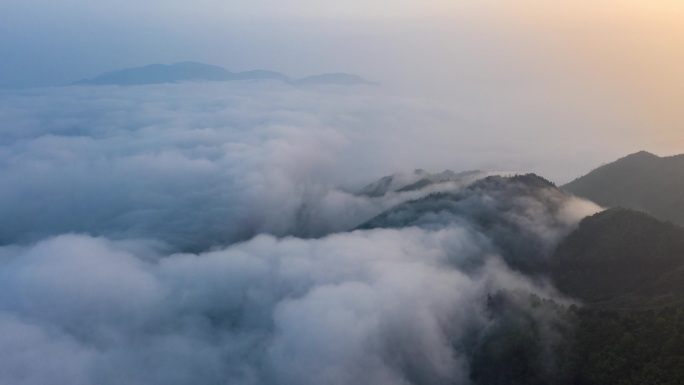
73;62;236;85
627;150;657;157
171;61;213;66
616;150;659;162
72;62;374;87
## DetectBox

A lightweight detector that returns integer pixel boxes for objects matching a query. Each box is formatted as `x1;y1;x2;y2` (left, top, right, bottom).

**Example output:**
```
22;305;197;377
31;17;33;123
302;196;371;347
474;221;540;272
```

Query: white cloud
0;219;579;385
0;82;529;250
0;81;603;384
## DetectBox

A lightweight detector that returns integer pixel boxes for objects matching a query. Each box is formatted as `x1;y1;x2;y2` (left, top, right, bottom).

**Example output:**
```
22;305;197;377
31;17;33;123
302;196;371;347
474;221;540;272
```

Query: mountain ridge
563;151;684;225
358;169;486;197
359;173;573;274
551;207;684;309
72;61;375;87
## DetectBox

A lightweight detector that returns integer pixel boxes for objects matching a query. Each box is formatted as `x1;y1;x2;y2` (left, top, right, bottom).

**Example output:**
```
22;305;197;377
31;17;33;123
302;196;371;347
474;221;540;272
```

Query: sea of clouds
0;82;490;250
0;81;600;384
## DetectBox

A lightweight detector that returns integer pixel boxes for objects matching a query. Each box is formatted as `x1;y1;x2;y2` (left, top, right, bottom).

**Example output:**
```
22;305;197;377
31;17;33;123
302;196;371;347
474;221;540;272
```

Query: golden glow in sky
269;0;684;147
455;0;684;148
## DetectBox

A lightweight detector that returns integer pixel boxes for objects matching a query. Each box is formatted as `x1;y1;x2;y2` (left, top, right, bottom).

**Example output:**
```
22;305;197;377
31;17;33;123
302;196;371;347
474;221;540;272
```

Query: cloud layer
0;198;597;385
1;81;564;251
0;82;602;384
1;82;455;250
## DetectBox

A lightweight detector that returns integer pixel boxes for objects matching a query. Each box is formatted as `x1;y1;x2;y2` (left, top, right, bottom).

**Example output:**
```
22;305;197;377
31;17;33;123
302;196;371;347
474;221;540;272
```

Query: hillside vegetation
552;208;684;309
563;151;684;225
471;207;684;384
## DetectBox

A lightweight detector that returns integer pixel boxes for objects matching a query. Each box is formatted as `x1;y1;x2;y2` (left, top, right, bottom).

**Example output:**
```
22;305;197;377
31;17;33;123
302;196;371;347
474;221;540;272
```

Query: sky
2;0;684;159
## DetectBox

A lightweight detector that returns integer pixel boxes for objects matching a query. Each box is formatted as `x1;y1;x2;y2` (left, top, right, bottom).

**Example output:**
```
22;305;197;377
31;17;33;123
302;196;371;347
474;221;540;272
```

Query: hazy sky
2;0;684;155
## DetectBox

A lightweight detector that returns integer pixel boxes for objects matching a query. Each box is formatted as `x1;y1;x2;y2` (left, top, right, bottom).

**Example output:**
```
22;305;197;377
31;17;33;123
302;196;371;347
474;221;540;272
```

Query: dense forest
552;208;684;309
470;297;684;385
571;307;684;385
358;178;684;384
471;208;684;384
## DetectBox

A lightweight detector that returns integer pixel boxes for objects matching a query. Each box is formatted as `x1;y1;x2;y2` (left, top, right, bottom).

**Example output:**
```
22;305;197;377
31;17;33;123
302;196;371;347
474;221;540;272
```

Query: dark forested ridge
548;208;684;385
470;291;577;385
551;207;684;310
559;150;684;383
473;300;684;385
569;307;684;385
359;174;564;274
471;207;684;385
357;169;485;197
563;151;684;225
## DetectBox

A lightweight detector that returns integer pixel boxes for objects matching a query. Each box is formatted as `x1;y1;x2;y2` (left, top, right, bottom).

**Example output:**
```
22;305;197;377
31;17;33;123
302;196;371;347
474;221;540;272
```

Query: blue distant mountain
72;62;374;86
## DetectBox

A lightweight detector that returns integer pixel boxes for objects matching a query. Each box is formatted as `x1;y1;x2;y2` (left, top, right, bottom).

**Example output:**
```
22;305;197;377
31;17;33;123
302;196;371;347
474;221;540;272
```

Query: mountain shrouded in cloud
0;80;611;384
360;174;592;274
358;169;487;197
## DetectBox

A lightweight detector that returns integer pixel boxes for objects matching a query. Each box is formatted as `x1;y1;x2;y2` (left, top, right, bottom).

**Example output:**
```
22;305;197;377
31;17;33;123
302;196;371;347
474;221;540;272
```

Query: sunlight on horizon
486;1;684;150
